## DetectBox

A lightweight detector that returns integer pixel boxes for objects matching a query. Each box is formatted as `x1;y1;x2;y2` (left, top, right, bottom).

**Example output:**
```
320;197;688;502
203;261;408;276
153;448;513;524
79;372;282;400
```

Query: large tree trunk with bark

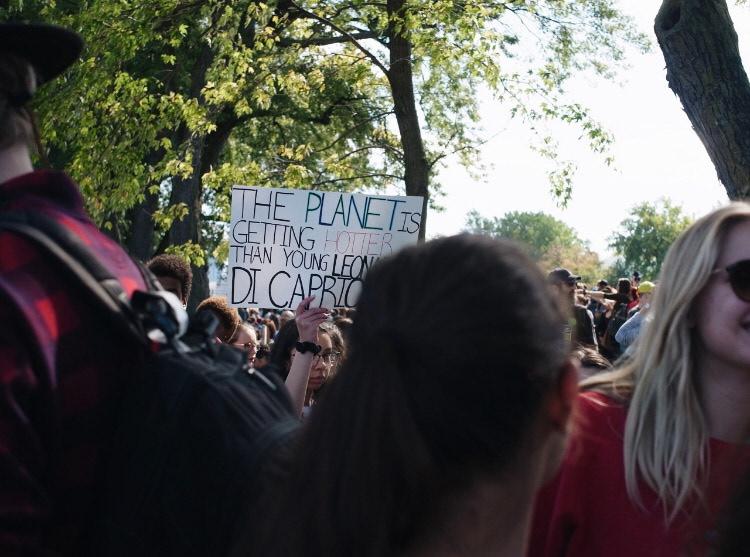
655;0;750;200
126;189;159;261
387;0;430;240
168;135;207;314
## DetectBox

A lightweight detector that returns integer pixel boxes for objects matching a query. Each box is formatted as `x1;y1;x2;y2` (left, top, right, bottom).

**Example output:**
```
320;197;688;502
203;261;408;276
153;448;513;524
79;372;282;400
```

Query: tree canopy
465;209;605;282
2;0;646;308
607;199;693;281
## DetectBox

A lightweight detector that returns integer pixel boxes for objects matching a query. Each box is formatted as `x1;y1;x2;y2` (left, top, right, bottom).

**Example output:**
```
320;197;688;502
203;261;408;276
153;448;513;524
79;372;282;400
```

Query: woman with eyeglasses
300;321;344;417
530;202;750;557
270;297;345;417
229;322;258;367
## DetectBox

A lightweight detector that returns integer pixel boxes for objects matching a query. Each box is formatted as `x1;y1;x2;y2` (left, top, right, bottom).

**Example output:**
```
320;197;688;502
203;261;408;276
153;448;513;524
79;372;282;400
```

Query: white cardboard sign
228;186;423;309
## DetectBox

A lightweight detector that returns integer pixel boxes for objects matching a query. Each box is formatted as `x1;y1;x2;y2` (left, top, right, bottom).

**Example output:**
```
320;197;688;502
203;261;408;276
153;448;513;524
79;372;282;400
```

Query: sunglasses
713;259;750;302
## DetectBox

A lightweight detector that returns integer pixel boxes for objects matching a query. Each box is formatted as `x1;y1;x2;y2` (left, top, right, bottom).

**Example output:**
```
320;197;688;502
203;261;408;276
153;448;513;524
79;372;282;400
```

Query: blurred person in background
548;268;597;350
615;280;656;355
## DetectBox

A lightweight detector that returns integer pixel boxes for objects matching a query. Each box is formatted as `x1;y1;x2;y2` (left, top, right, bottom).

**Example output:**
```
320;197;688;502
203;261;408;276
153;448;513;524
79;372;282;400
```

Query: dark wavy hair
194;296;240;343
147;253;193;303
249;234;569;556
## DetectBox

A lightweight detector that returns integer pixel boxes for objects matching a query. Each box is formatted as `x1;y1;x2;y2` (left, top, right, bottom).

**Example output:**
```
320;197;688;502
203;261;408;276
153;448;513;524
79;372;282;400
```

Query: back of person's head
583;202;750;520
265;312;280;330
262;317;277;339
278;309;295;329
147;253;193;303
195;295;241;343
616;277;632;296
573;346;612;379
254;234;573;556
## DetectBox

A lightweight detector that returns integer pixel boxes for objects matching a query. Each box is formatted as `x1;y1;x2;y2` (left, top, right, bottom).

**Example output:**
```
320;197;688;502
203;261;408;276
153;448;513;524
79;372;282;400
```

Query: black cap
597;279;608;287
0;23;83;84
548;268;581;285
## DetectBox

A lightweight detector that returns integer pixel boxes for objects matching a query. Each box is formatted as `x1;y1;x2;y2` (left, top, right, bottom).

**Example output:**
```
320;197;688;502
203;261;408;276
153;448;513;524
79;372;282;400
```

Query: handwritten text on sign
229;186;422;309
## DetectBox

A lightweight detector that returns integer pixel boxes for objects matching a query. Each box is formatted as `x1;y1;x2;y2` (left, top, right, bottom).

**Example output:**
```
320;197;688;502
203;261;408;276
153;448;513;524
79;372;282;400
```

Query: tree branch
279;30;380;47
288;0;390;76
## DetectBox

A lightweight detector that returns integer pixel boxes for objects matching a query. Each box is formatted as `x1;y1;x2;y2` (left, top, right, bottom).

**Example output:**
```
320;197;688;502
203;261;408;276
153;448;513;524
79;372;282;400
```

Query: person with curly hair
195;295;241;343
147;253;193;305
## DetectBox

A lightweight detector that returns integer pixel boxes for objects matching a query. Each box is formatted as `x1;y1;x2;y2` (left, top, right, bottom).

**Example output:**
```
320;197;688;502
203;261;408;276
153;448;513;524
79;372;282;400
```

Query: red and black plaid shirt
0;170;145;556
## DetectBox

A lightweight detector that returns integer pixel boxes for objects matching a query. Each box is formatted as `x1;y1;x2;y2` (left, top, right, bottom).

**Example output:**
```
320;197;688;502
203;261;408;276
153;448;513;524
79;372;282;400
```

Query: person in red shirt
0;23;148;555
529;203;750;557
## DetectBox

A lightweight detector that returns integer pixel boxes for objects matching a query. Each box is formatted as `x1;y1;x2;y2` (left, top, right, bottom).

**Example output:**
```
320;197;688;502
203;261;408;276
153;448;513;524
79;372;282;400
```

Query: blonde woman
529;203;750;557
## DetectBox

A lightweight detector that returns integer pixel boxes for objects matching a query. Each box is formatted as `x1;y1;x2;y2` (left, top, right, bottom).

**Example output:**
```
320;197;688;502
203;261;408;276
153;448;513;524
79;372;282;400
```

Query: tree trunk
126;189;159;262
387;0;430;240
655;0;750;200
168;135;207;314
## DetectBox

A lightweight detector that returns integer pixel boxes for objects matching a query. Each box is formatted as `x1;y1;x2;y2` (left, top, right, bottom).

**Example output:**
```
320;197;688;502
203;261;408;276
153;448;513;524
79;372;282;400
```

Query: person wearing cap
0;23;148;555
548;268;598;350
615;280;656;354
627;270;642;311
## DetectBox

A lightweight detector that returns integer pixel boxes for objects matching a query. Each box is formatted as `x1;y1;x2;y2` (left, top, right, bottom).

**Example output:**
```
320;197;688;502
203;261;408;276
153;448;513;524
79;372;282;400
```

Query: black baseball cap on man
0;22;83;84
548;268;581;285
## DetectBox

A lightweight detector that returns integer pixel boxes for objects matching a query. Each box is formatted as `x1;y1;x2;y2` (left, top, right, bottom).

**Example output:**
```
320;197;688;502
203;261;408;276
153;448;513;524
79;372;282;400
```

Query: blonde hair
582;202;750;521
0;53;36;149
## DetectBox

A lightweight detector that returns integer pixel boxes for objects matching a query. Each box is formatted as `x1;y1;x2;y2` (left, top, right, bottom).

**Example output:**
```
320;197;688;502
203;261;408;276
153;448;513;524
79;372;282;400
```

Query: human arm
284;296;330;416
614;310;644;351
587;290;606;302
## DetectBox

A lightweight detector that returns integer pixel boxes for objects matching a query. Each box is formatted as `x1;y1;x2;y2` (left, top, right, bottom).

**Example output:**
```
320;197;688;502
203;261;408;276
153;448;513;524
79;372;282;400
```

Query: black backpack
0;212;299;557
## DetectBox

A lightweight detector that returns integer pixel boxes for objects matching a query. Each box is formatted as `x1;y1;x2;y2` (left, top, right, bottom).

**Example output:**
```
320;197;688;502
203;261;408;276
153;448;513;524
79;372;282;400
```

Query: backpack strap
0;211;146;345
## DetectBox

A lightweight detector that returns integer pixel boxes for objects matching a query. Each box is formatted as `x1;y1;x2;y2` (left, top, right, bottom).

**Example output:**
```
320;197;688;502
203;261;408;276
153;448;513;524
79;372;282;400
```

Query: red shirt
529;392;750;557
0;171;146;556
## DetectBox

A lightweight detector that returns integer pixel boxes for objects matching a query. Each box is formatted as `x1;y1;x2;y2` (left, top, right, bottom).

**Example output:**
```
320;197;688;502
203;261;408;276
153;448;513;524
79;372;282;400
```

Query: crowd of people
2;19;750;557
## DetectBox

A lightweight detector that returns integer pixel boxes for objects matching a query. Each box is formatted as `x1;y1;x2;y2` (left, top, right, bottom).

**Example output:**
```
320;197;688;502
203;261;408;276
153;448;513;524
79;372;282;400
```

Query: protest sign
228;186;422;309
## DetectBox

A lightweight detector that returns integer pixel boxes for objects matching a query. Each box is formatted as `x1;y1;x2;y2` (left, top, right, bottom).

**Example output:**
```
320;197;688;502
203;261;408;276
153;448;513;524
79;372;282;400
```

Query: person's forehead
156;275;183;293
717;219;750;266
236;326;257;343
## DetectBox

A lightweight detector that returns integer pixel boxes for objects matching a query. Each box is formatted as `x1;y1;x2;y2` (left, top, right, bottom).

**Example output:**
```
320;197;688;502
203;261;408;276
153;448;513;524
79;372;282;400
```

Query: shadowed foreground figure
241;234;577;557
0;22;149;555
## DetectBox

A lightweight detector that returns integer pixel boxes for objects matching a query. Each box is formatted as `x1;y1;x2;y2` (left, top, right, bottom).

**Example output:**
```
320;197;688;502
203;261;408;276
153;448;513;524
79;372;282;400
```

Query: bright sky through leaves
429;1;745;259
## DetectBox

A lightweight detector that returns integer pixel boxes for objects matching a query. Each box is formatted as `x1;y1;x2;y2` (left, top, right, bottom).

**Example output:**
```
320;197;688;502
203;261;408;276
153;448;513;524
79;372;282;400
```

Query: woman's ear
545;358;579;434
536;358;579;485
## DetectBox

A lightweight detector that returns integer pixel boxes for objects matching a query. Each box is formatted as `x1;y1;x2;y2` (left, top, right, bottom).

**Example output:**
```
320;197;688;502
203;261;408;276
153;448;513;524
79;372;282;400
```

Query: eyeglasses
313;351;341;366
712;259;750;302
232;342;257;352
